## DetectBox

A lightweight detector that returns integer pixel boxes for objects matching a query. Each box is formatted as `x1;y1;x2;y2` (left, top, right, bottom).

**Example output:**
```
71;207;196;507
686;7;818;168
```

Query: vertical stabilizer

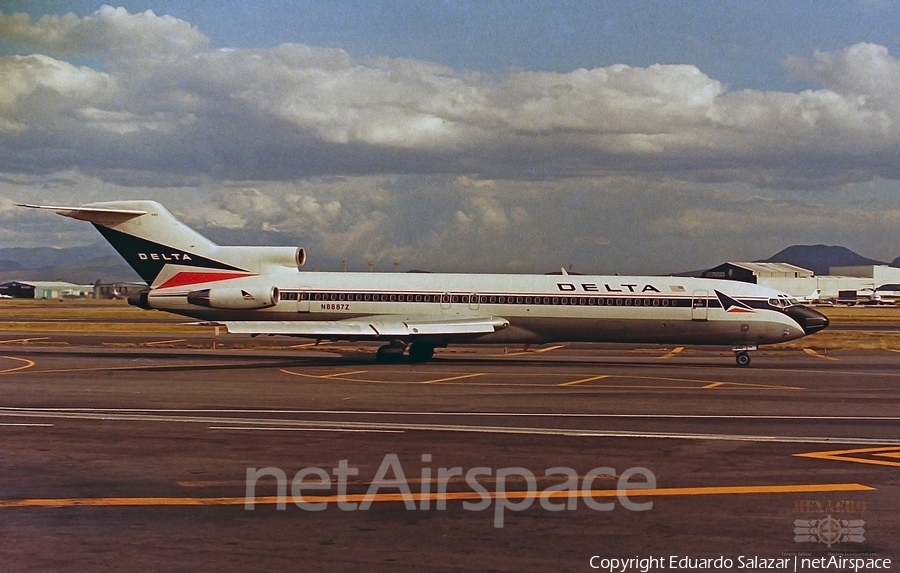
21;201;244;284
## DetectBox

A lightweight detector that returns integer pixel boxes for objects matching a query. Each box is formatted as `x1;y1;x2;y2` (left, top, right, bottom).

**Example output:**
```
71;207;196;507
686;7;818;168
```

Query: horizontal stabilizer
19;204;147;224
209;316;510;338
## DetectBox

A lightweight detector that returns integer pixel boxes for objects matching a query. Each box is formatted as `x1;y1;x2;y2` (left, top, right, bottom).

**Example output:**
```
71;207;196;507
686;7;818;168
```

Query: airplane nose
786;305;829;335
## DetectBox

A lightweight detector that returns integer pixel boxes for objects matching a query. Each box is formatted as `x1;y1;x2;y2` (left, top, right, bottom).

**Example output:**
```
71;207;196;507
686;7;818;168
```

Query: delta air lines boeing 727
22;201;828;365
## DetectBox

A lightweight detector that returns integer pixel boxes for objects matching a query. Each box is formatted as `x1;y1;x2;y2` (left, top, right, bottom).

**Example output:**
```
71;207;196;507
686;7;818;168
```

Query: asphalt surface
1;334;898;572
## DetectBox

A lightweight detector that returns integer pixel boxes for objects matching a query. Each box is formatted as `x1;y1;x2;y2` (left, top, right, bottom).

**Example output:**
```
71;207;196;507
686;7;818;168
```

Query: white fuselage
146;269;812;346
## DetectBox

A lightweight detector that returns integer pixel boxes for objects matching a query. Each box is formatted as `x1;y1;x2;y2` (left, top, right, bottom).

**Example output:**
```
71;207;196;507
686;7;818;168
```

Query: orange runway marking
421;373;484;384
0;483;874;509
658;346;684;360
796;446;900;468
0;356;36;375
558;375;609;387
802;348;838;361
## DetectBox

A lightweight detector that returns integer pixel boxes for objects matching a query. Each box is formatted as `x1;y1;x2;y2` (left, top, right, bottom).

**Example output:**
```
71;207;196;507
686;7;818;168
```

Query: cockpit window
787;298;799;306
768;298;780;306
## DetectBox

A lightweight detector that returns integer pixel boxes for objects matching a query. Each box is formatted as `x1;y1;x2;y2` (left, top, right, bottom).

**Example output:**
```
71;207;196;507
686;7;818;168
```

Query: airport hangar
701;261;900;300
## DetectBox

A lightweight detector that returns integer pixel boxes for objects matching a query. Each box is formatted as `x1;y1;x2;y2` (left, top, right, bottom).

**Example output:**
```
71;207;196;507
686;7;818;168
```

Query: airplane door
469;293;480;311
299;287;310;312
441;293;452;313
691;290;708;321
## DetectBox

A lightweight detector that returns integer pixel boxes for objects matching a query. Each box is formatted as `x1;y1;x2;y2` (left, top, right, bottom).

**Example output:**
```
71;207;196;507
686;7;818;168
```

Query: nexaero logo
794;515;865;546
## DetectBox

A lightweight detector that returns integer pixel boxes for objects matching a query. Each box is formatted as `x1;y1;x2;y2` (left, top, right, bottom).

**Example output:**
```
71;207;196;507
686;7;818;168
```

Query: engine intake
187;286;279;310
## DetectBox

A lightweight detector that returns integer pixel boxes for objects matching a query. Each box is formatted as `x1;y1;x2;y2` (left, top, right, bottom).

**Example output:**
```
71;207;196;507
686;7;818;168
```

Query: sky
3;1;900;273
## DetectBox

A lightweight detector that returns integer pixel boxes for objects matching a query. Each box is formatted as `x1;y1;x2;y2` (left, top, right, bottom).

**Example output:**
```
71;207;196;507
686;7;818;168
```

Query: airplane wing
208;316;510;338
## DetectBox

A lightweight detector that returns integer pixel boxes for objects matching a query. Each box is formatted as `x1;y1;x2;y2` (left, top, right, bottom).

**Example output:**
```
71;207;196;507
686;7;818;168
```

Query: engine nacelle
187;286;279;310
216;246;306;272
295;247;307;268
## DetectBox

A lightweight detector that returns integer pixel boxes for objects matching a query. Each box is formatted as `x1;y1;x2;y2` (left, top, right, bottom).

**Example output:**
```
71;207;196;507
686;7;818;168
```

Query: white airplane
797;289;821;304
21;201;829;366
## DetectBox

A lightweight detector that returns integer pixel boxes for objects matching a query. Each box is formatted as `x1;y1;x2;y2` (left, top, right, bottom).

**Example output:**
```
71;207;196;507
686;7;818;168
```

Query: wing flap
212;316;509;338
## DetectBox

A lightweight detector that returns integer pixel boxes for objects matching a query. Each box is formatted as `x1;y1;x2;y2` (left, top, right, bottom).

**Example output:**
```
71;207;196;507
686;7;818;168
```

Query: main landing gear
375;341;436;363
375;341;406;363
408;343;435;362
732;345;757;367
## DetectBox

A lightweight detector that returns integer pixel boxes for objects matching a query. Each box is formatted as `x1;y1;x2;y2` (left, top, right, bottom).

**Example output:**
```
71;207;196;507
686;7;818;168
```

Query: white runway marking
209;426;403;433
2;407;898;421
0;337;49;345
0;408;897;446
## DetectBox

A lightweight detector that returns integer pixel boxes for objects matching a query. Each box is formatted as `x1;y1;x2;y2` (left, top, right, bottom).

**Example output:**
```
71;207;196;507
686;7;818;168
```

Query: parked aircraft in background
797;289;821;304
22;201;829;366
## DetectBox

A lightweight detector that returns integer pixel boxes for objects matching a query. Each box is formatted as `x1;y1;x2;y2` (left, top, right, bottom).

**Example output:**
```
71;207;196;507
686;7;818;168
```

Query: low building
701;262;877;299
0;281;35;298
702;262;814;284
0;280;93;299
92;281;147;299
829;265;900;287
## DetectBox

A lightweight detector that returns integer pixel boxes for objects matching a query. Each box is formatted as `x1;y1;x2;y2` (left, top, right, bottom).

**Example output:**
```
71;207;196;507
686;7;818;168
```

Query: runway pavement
1;334;898;572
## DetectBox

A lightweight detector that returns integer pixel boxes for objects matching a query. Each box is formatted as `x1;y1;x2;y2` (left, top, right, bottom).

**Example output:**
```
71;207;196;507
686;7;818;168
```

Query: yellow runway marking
421;373;484;384
559;375;609;387
803;348;838;361
0;337;49;345
0;356;36;375
533;344;566;353
600;374;802;391
495;344;566;357
209;426;402;433
658;346;684;359
28;363;240;375
796;446;900;468
278;368;801;390
0;483;873;509
142;339;186;346
279;369;371;381
321;370;368;379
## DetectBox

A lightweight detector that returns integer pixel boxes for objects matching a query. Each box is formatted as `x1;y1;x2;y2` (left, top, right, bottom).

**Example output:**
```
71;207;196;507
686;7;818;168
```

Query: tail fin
20;201;305;285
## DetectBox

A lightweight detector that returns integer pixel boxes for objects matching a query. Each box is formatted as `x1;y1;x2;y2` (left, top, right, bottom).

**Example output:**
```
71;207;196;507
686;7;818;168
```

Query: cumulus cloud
6;169;900;274
6;7;900;273
0;6;207;61
4;6;900;188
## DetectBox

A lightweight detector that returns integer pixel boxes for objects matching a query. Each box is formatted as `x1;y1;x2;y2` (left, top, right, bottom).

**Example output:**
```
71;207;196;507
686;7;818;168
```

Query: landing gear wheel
734;351;751;367
408;343;435;363
376;344;405;363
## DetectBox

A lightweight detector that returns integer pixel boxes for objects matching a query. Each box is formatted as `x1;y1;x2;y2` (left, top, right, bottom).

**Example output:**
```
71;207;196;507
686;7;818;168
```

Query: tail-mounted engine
187;286;279;310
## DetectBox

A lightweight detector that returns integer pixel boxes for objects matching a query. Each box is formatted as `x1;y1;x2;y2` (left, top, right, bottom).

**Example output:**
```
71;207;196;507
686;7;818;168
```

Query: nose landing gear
732;345;757;367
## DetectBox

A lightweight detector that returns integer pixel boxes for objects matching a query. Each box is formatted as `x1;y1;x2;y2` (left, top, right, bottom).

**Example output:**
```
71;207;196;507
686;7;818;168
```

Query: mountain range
759;245;890;276
1;242;897;285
